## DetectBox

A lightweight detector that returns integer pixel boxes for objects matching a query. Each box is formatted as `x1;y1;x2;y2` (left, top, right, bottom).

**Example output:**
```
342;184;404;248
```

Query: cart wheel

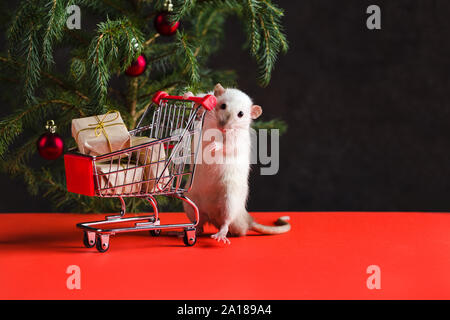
96;234;110;253
183;228;196;246
149;218;161;236
150;229;161;236
83;231;96;248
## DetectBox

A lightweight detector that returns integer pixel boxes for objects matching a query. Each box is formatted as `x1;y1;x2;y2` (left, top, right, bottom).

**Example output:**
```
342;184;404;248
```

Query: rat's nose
218;113;230;128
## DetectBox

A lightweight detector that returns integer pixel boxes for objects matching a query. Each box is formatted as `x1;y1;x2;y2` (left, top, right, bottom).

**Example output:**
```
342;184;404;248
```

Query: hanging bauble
154;12;180;36
37;120;64;160
154;1;179;37
125;55;147;77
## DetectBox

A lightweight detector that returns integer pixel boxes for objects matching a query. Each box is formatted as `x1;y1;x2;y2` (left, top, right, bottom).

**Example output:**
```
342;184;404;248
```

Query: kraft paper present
95;162;144;195
72;111;131;156
131;136;171;193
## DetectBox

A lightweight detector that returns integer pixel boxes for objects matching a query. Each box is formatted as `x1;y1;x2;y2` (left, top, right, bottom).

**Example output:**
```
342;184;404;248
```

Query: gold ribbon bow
76;110;126;153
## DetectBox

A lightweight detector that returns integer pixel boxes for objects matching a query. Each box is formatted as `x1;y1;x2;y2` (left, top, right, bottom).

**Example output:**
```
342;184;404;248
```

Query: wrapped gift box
72;111;131;156
95;162;144;195
131;136;170;193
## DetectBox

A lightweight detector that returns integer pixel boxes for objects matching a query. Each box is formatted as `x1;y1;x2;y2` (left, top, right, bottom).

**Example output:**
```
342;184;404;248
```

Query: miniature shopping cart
64;91;216;252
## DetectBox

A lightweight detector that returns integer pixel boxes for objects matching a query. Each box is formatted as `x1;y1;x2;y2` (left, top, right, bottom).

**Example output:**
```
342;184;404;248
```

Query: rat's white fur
183;84;290;244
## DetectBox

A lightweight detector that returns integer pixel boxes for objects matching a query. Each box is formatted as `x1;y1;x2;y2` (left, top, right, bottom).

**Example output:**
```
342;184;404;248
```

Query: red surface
0;212;450;300
64;154;95;196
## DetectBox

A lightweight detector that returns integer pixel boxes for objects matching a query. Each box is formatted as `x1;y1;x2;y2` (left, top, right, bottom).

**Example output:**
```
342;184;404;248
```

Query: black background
1;0;450;212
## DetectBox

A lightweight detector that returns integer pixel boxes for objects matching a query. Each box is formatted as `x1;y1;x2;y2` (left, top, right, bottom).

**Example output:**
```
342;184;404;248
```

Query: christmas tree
0;0;288;213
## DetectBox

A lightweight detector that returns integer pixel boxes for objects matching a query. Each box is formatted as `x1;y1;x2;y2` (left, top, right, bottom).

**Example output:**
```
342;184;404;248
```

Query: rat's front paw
211;232;231;244
183;91;194;99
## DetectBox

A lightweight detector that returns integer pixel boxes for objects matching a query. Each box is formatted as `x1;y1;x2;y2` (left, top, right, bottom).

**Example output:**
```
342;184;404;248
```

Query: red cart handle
152;91;216;111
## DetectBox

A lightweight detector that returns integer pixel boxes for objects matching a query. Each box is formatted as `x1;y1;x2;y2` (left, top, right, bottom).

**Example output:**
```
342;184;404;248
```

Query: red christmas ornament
125;55;147;77
37;120;64;160
154;12;180;36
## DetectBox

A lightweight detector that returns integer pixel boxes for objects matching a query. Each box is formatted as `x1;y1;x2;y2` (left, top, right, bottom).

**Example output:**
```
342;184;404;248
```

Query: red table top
0;211;449;299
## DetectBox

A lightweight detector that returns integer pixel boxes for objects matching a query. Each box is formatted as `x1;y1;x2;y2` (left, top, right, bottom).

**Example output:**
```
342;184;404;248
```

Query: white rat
182;83;290;244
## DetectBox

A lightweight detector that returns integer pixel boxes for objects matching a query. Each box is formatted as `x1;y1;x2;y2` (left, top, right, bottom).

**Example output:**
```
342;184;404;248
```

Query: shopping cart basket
64;91;216;252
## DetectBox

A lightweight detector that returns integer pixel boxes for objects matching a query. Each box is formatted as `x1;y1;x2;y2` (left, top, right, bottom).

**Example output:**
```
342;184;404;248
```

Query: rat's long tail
250;216;291;234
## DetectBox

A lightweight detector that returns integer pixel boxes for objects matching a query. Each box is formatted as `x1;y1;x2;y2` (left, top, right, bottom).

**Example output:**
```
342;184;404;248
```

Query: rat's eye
220;104;226;110
238;111;244;118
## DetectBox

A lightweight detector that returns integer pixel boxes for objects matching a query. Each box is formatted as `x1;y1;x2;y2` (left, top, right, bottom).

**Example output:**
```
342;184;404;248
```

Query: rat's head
209;83;262;132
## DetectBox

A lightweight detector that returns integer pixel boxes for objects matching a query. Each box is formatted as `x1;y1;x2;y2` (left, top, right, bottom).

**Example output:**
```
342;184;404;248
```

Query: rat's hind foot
211;231;231;244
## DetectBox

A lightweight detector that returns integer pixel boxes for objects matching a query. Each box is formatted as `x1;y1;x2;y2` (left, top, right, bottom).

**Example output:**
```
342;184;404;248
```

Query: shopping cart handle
152;91;217;111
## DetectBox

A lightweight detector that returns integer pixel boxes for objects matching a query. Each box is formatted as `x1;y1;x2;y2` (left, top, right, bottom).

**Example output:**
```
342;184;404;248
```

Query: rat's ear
250;105;262;120
214;83;226;97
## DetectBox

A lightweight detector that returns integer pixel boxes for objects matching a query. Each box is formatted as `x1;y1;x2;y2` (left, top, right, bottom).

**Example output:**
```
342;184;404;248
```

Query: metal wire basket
64;91;216;252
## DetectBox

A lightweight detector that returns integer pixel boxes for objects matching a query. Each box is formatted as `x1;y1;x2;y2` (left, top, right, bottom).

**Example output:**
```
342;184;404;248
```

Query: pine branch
23;24;41;105
252;118;288;135
43;0;71;67
143;33;160;46
172;0;196;21
0;56;90;102
246;0;261;57
171;0;288;86
70;57;87;83
77;0;132;16
0;99;76;158
88;17;144;104
176;31;200;85
8;1;77;104
257;14;274;85
267;10;288;53
41;71;90;102
3;133;40;174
